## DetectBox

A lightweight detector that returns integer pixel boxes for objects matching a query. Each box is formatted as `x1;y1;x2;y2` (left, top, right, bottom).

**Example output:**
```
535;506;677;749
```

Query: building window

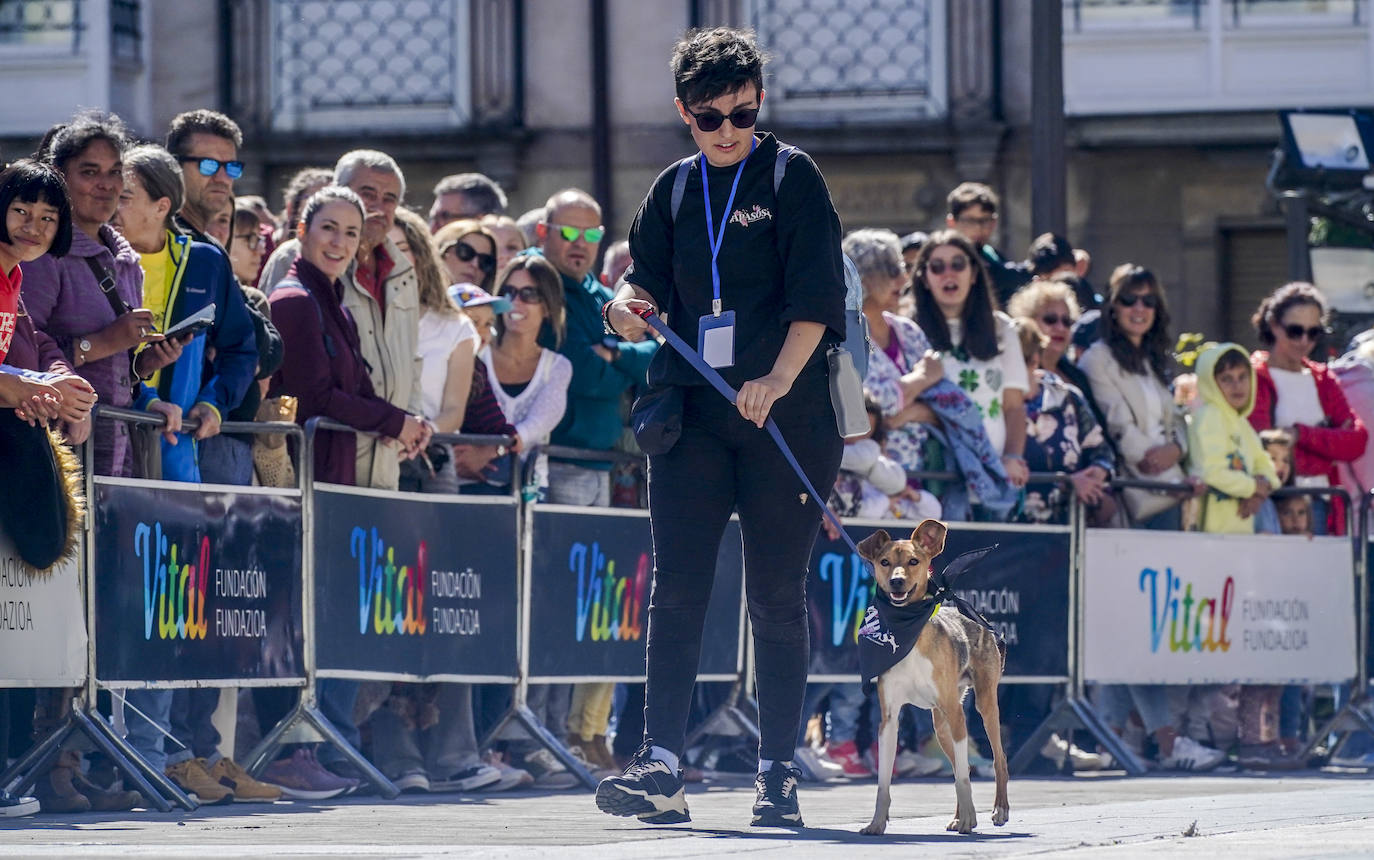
749;0;947;121
1065;0;1363;31
0;0;79;50
270;0;470;132
111;0;140;61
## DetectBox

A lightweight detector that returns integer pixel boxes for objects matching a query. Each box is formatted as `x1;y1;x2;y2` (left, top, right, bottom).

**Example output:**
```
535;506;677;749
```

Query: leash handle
637;308;863;559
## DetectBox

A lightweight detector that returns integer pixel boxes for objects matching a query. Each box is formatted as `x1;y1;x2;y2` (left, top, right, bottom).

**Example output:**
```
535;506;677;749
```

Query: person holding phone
113;144;257;482
598;28;847;828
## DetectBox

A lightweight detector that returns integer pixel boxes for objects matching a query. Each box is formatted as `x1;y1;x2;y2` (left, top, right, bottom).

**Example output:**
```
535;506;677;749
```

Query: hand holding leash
609;299;659;342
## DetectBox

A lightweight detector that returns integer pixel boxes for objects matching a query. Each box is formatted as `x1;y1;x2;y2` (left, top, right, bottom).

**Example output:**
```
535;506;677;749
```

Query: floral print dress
862;312;932;473
1019;371;1115;524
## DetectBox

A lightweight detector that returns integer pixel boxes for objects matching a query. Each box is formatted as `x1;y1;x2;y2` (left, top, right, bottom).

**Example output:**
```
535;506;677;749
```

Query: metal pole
1030;0;1067;237
590;0;614;239
1284;194;1313;282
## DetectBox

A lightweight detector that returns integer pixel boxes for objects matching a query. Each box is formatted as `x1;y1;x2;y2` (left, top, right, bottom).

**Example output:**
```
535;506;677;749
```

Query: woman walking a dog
597;27;847;828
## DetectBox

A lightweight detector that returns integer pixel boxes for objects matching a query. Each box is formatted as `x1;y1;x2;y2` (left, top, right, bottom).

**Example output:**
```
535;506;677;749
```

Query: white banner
0;533;86;687
1083;529;1356;684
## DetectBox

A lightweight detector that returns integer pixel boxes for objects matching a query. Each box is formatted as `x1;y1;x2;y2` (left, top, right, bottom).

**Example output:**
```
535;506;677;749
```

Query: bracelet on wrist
601;300;619;336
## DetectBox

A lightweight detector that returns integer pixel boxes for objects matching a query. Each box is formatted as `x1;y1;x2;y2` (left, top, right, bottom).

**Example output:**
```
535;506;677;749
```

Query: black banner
93;483;304;683
313;489;519;679
526;509;743;679
807;523;1070;679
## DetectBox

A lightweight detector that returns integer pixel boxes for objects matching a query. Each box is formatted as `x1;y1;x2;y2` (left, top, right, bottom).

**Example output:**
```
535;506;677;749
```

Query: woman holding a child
1248;282;1367;535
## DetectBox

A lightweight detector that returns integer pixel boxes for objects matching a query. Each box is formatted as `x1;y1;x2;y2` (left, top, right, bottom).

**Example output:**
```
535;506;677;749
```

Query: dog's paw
992;804;1009;827
948;808;977;834
859;819;887;836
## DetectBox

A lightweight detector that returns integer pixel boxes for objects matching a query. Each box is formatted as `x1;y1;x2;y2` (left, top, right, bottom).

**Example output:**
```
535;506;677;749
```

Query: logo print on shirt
0;311;13;357
729;204;773;228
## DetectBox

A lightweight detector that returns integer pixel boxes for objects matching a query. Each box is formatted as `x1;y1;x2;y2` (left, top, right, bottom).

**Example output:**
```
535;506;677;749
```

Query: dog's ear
912;519;947;558
856;529;891;562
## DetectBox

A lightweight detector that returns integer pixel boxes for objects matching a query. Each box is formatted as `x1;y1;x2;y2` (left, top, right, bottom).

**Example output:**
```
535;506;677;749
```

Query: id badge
698;310;736;368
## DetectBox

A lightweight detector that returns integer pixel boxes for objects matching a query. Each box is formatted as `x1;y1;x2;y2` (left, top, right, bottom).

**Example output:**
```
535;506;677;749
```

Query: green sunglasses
552;223;605;244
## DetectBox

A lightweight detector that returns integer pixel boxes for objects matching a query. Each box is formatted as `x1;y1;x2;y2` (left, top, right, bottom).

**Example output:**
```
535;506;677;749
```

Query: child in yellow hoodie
1188;343;1279;533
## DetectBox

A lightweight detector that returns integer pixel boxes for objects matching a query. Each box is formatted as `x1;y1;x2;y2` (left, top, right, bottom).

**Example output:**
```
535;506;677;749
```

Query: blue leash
636;309;864;559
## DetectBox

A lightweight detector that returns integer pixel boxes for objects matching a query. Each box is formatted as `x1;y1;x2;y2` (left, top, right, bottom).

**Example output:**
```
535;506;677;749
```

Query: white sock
649;745;679;772
758;758;793;774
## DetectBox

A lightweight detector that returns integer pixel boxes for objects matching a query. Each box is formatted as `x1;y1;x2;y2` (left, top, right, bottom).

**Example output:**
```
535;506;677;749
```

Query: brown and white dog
856;520;1009;836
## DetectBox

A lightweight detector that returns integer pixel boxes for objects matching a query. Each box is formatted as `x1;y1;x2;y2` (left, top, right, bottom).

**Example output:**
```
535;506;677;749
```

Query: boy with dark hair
944;181;1030;306
1027;232;1076;279
1188;343;1279;533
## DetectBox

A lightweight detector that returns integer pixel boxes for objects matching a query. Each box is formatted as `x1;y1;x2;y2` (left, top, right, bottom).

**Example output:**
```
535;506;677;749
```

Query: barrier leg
242;700;401;799
1304;693;1374;763
479;702;597;791
1007;696;1148;777
75;706;191;811
685;679;761;750
0;718;74;796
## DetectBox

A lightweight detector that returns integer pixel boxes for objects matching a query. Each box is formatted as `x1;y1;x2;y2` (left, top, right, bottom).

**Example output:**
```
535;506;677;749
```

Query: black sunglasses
926;256;969;276
684;105;759;133
1282;323;1327;341
1039;312;1074;328
1116;292;1159;309
502;286;542;304
447;241;496;273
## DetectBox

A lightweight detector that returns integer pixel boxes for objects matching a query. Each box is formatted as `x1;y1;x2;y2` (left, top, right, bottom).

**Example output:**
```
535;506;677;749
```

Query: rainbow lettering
136;522;209;641
571;541;648;643
353;526;427;635
1139;567;1233;653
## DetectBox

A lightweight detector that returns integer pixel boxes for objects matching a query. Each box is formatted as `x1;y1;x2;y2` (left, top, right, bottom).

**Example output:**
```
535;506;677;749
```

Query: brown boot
589;735;618;771
34;750;91;813
71;770;142;812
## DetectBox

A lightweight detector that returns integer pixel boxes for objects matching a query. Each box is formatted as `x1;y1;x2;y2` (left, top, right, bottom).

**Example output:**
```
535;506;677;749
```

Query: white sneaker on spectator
793;745;844;782
896;746;947;777
392;769;431;793
1158;736;1226;772
431;763;501;792
481;751;534;791
523;749;581;790
1041;733;1113;771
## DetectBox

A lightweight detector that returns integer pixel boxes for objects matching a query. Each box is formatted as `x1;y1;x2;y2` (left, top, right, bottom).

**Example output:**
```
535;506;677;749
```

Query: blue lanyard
699;137;756;317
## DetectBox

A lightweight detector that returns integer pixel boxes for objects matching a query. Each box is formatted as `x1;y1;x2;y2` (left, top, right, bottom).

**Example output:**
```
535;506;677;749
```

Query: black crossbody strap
81;254;131;319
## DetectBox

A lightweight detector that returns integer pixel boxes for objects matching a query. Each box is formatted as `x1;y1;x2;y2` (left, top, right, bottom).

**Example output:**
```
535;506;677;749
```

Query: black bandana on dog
859;545;1003;694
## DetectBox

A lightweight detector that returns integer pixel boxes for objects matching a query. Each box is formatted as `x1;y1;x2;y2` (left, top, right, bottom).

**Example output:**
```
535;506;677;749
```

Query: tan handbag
252;395;297;488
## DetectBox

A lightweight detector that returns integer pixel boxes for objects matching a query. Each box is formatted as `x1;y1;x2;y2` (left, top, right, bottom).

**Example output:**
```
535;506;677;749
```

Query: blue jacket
133;232;257;481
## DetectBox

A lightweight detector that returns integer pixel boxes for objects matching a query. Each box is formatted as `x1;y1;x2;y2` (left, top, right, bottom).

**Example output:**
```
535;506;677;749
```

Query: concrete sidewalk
2;771;1373;858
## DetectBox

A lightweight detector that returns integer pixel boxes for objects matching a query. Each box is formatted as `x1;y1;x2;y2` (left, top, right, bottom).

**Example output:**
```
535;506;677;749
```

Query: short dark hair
1027;232;1075;276
165;109;243;157
301;186;365;231
282;167;333;229
671;27;766;107
43;110;130;173
432;173;507;216
0;159;72;257
912;229;1001;360
1252;281;1329;348
946;182;999;219
1212;348;1250;378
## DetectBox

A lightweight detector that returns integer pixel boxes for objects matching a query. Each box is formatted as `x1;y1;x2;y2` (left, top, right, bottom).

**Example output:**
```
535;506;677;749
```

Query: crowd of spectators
0;107;1371;817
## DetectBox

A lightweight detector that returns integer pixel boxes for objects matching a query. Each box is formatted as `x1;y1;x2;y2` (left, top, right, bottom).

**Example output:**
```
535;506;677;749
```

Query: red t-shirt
0;264;22;364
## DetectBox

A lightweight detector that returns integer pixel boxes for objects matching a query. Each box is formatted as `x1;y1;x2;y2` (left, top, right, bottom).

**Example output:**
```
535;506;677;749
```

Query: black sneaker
0;789;39;818
595;740;689;824
751;762;803;827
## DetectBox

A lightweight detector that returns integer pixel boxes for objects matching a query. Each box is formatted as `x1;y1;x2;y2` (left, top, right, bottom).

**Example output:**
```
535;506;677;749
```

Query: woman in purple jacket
268;187;430;485
22;111;180;475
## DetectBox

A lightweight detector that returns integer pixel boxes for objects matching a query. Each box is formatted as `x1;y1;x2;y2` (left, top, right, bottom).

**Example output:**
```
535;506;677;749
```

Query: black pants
643;364;842;761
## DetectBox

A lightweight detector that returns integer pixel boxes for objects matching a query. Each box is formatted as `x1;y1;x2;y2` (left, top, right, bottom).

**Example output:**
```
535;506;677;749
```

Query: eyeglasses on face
233;232;263;250
1281;323;1327;342
684;105;759;133
180;156;244;179
925;256;969;276
1039;312;1074;328
551;224;605;244
447;241;497;272
956;214;997;229
1115;292;1159;309
502;285;542;304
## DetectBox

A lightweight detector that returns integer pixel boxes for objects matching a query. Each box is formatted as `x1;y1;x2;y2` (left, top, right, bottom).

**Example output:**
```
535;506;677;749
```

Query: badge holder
698;303;735;369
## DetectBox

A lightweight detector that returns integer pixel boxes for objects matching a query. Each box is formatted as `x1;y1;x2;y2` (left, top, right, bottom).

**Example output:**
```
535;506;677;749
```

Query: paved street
3;770;1373;858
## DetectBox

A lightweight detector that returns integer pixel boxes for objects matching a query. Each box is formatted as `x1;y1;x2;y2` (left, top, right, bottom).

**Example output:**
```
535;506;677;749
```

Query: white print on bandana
0;311;14;357
729;204;773;228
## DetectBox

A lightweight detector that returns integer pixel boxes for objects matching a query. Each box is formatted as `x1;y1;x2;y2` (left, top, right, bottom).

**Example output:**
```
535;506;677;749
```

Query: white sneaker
1041;733;1113;771
524;749;581;790
896;747;946;777
793;745;844;782
481;752;534;791
1158;736;1226;772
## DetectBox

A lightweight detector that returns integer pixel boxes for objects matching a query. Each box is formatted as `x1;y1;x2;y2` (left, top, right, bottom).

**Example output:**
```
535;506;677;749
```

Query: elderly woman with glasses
842;228;942;511
1249;282;1367;535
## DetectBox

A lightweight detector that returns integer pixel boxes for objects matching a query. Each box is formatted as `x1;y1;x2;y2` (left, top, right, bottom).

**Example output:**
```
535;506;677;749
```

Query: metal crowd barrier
6;413;1373;807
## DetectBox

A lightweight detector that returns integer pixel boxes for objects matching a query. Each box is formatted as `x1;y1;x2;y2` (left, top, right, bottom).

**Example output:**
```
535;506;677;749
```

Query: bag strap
669;143;797;223
82;254;130;319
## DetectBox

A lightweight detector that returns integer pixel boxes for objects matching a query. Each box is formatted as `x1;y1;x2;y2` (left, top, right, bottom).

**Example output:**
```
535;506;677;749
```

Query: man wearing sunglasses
165;110;243;249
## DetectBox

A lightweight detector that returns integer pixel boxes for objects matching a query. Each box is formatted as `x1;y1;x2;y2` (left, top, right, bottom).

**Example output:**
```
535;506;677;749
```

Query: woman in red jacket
1249;282;1368;535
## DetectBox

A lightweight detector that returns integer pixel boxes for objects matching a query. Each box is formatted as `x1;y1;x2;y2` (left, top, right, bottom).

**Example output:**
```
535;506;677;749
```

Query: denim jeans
547;462;611;507
124;688;175;773
197;434;254;486
370;684;482;779
316;679;360;765
1094;684;1189;735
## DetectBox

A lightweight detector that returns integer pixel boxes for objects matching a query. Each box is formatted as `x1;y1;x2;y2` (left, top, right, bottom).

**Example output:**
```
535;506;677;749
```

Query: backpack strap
773;144;796;197
668;156;694;222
